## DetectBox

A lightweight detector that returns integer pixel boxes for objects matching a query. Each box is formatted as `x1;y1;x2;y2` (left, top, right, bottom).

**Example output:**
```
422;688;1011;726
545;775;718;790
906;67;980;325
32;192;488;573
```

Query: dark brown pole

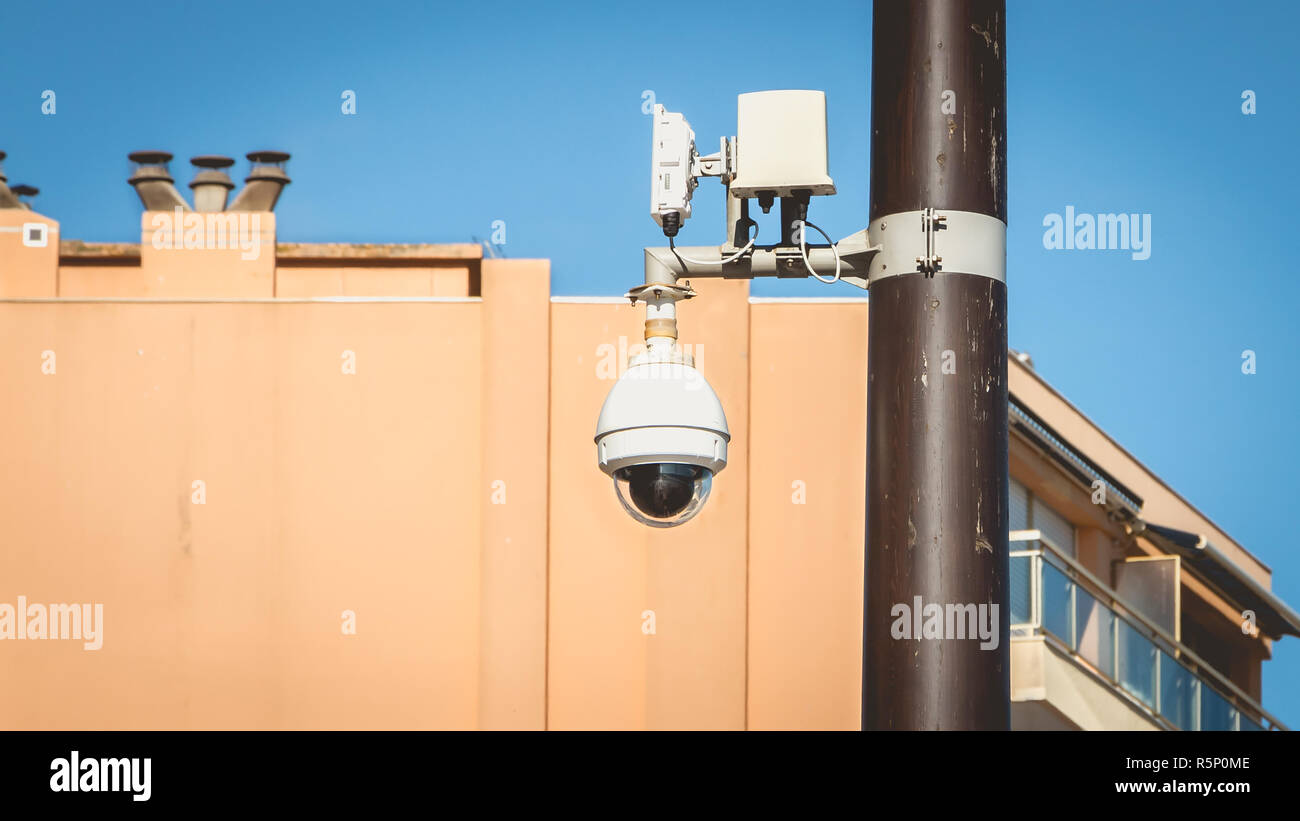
864;0;1010;729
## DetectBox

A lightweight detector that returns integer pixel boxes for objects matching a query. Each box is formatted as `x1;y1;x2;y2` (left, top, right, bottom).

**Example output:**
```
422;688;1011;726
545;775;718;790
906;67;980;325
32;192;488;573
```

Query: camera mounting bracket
866;208;1006;284
624;281;697;306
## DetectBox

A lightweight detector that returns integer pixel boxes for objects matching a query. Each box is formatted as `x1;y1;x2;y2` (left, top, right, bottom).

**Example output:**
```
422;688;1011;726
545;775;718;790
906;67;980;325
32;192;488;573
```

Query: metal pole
863;0;1010;729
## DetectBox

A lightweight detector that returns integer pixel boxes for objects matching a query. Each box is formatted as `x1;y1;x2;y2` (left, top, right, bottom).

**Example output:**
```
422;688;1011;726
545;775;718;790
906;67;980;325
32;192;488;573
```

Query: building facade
0;152;1293;729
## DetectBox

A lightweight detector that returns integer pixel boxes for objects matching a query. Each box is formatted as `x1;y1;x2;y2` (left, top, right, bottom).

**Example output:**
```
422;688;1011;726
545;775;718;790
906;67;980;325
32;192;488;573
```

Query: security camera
595;343;729;528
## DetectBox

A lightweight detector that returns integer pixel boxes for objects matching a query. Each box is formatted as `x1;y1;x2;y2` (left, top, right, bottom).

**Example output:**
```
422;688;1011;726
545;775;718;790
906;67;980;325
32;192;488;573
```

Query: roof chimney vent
9;184;38;210
128;151;189;211
188;155;236;212
0;151;23;209
228;150;291;212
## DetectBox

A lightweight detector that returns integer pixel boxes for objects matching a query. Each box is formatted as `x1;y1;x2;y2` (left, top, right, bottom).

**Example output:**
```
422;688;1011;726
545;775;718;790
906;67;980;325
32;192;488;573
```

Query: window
1009;478;1030;533
1009;477;1076;558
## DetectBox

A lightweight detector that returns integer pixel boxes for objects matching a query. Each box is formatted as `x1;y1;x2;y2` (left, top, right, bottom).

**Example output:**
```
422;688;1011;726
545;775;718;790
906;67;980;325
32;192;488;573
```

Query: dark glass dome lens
620;464;701;519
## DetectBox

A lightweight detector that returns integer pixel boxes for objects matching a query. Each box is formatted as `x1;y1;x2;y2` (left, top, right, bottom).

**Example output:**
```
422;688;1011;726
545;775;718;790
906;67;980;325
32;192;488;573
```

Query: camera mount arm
643;226;878;290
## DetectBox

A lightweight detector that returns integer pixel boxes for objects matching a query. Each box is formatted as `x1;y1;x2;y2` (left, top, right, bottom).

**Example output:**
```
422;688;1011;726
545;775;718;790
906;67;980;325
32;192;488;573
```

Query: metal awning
1139;522;1300;640
1008;394;1144;519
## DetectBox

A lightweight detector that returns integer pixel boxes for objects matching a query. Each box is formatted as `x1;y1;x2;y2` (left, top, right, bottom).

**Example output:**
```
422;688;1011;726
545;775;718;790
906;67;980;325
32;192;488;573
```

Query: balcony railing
1009;532;1287;731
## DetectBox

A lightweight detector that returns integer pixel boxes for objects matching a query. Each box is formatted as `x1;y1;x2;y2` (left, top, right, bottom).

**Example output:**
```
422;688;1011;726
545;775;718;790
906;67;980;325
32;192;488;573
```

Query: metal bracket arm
644;227;880;290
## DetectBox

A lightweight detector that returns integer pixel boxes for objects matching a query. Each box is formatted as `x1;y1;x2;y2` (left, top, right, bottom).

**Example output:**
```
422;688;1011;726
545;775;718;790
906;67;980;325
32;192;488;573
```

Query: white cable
798;219;841;284
669;221;758;266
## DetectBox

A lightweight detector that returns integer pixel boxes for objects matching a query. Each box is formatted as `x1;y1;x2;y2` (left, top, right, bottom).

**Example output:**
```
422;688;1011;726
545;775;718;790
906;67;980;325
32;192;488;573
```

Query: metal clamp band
867;209;1006;284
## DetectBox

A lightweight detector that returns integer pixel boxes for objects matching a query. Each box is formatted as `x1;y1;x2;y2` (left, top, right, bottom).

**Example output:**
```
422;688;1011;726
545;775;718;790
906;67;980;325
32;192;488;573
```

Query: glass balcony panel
1159;652;1196;730
1201;684;1237;731
1117;619;1157;708
1041;562;1072;644
1021;542;1275;731
1075;588;1114;678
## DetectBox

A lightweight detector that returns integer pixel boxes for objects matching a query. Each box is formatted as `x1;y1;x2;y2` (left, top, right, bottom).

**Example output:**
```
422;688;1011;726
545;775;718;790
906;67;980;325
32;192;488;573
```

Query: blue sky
4;0;1298;726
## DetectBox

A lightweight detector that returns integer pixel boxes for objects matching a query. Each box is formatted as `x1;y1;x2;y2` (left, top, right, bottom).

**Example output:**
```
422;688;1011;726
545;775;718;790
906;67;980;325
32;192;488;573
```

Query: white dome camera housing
595;345;729;528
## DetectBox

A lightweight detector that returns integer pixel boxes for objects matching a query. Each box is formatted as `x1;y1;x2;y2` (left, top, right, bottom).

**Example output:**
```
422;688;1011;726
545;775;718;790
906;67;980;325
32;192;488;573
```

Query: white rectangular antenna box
729;90;835;198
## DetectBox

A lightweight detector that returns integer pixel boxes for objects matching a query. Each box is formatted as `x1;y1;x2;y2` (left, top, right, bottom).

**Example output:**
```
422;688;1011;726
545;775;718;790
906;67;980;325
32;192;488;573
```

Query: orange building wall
547;280;750;730
0;207;1279;729
0;208;58;296
0;300;484;728
747;301;868;730
479;259;550;729
275;264;473;298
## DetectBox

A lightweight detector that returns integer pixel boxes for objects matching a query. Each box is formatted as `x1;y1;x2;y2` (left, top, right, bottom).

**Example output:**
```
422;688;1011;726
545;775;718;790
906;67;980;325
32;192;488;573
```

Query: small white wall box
22;223;48;248
729;90;835;199
650;105;697;230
